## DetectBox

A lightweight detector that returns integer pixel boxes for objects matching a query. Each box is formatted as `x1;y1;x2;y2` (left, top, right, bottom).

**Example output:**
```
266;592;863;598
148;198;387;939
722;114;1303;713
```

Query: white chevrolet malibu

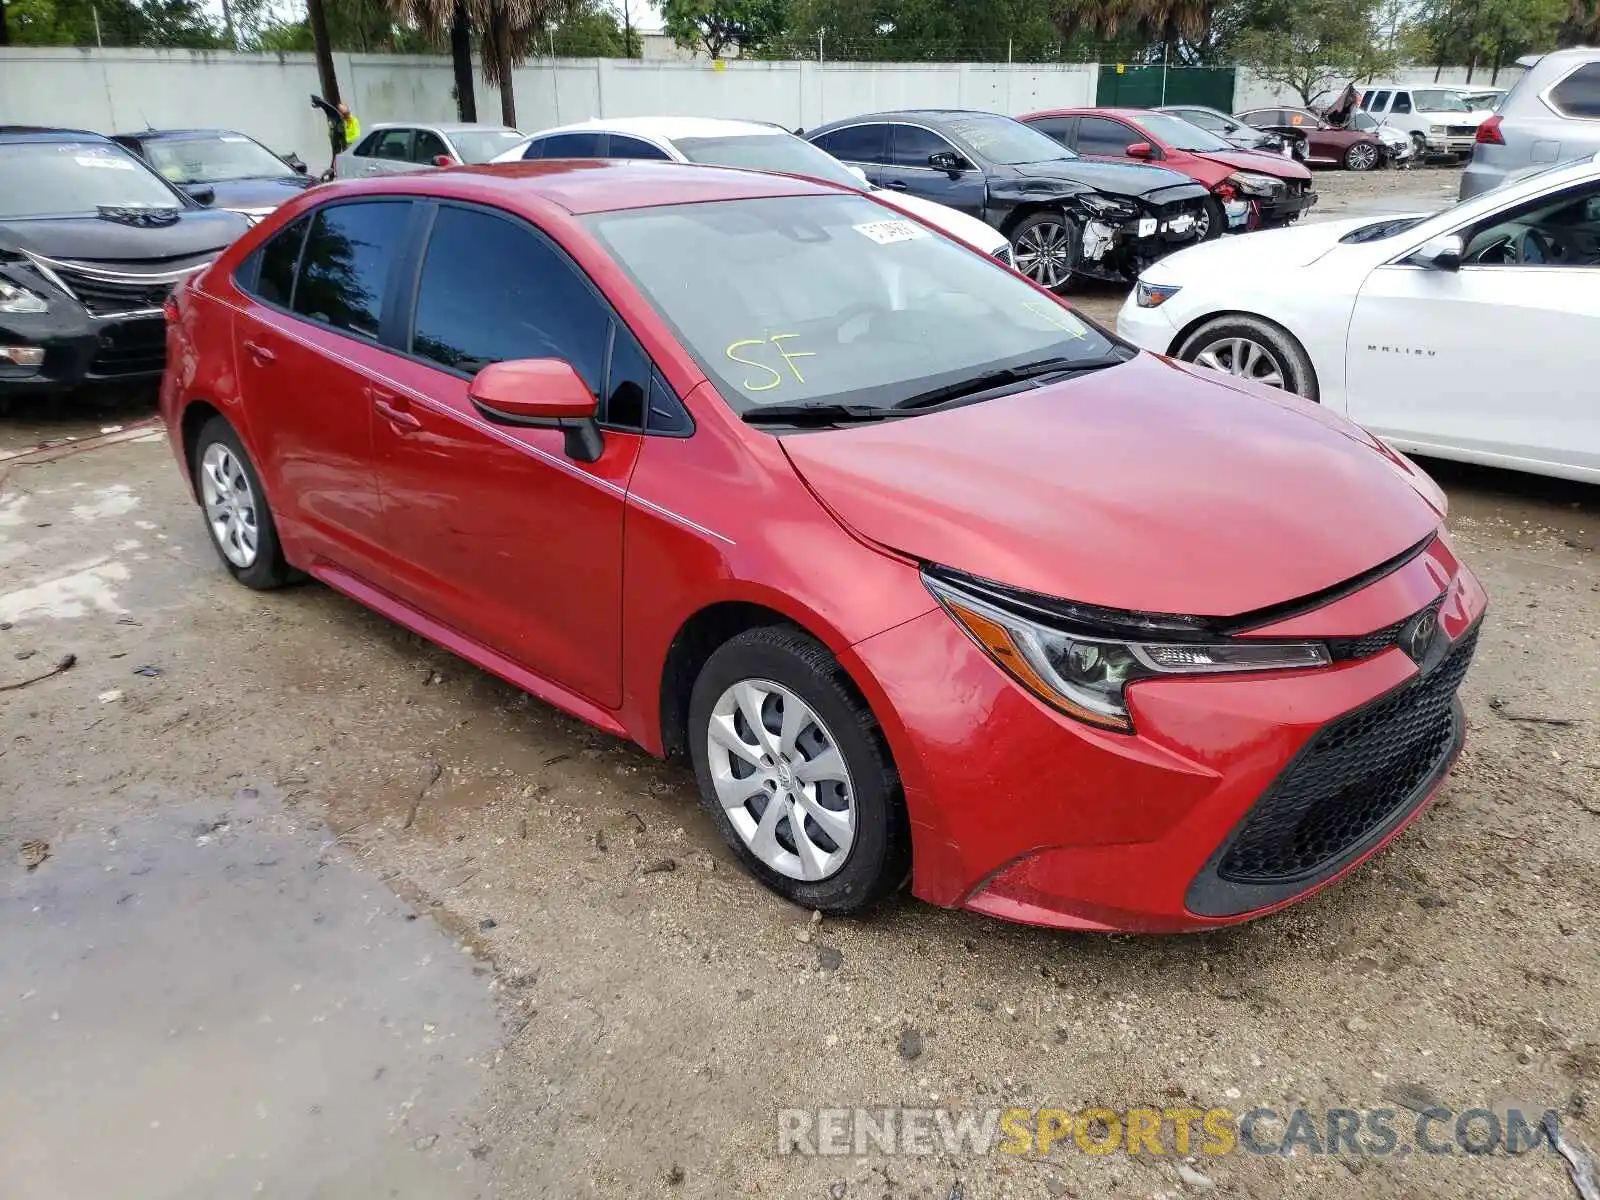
491;115;1015;265
1117;152;1600;484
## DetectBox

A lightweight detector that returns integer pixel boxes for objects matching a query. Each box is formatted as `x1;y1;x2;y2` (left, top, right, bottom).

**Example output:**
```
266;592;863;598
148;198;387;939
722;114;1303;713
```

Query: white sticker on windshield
853;219;929;245
77;155;136;170
220;135;250;142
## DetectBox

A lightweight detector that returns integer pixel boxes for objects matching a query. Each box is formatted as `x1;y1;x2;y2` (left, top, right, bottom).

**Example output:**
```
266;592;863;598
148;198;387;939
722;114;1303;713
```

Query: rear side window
538;131;604;157
409;204;608;391
1391;92;1412;113
1550;63;1600;118
1027;117;1074;144
607;135;672;160
813;124;888;164
250;213;309;305
292;201;411;340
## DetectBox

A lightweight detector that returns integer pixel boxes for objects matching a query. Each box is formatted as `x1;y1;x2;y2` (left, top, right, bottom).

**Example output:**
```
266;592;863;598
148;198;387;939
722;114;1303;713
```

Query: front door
231;199;414;581
370;202;641;708
1345;176;1600;476
878;123;986;217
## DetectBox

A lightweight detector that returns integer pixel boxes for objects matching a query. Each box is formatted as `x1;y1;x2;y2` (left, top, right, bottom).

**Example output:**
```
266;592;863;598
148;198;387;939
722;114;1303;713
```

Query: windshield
942;114;1077;165
449;129;526;163
143;134;294;184
1131;112;1233;153
674;134;864;189
585;192;1120;414
0;142;180;218
1412;89;1473;113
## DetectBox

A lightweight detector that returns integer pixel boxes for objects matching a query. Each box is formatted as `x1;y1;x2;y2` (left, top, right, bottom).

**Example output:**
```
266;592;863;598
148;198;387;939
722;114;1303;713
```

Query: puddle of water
0;789;502;1199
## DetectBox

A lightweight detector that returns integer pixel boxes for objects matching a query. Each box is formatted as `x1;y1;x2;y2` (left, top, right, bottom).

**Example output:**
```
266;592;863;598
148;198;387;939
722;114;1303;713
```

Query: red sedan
1021;107;1317;238
160;161;1485;932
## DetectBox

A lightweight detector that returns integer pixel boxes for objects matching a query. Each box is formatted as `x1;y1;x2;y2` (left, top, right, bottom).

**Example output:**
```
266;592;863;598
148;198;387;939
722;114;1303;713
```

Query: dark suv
0;127;249;397
804;109;1209;290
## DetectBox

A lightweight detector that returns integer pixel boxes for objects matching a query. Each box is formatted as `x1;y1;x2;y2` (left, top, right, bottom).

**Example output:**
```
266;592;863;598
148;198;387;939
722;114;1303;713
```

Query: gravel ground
5;162;1600;1200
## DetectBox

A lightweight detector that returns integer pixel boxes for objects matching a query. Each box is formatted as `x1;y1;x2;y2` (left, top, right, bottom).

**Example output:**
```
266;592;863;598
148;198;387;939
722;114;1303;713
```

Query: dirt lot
4;164;1599;1200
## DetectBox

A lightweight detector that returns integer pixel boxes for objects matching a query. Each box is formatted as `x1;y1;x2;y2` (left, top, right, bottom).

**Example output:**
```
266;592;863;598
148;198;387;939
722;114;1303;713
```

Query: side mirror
284;152;309;175
846;165;869;183
468;359;604;462
183;183;216;206
1414;233;1463;271
1125;141;1154;159
433;154;458;168
928;151;966;176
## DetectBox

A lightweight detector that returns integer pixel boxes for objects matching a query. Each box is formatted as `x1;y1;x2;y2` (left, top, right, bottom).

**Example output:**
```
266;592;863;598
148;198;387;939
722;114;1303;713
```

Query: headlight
0;278;47;314
1226;171;1282;198
1078;193;1139;221
1135;279;1181;308
925;569;1330;732
1430;125;1445;134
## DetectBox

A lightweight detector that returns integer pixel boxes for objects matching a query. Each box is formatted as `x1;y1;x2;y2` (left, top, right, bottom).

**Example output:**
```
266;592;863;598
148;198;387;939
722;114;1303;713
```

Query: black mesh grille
1326;597;1442;661
1216;624;1478;884
57;268;176;316
89;319;166;377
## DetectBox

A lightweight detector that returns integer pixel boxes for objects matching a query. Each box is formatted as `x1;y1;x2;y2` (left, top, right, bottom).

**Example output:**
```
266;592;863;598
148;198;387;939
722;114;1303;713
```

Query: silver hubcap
1349;144;1378;170
1192;337;1286;389
706;679;856;882
1195;207;1212;238
1011;220;1073;290
200;442;259;568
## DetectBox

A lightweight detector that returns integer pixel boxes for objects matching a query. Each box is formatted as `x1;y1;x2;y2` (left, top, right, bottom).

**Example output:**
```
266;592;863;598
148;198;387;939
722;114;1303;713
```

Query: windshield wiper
741;402;905;427
893;351;1133;412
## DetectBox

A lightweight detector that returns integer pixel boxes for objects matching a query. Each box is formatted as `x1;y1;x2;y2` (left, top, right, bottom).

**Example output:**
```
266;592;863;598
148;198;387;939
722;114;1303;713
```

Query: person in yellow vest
338;104;360;149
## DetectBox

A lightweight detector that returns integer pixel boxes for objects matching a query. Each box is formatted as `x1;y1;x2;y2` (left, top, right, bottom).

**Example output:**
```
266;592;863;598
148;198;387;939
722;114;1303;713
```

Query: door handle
885;180;909;190
242;340;275;365
370;388;422;432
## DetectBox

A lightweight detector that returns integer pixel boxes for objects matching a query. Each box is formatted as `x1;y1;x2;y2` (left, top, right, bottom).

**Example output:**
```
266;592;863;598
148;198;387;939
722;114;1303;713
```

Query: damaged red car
161;161;1485;932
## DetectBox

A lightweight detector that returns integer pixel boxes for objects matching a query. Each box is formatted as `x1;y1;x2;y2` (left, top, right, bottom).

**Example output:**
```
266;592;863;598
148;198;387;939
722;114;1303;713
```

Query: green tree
661;0;784;57
1228;0;1398;104
1403;0;1563;79
3;0;221;44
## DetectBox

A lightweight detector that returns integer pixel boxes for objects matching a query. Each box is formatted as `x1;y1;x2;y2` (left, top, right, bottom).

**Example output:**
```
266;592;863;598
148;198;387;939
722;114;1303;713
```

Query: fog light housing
0;345;45;368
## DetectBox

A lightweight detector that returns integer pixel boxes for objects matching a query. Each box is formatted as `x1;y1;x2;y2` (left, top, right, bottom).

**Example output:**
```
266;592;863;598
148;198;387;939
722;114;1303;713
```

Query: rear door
369;202;644;706
230;198;416;581
880;123;986;215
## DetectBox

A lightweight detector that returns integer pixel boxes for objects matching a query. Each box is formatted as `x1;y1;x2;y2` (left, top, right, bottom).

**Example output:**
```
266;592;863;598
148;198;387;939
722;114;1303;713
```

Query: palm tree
1054;0;1217;59
391;0;571;127
392;0;478;121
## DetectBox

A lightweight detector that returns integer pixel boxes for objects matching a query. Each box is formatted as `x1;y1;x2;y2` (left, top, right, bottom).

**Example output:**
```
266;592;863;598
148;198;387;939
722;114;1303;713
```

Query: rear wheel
1343;141;1380;171
1008;210;1077;292
1176;315;1318;400
687;626;908;914
192;415;293;589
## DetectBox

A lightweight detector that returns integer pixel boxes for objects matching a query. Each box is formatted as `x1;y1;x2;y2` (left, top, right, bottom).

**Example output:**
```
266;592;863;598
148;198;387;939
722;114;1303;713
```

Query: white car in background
335;122;525;177
490;116;1015;264
1116;153;1600;483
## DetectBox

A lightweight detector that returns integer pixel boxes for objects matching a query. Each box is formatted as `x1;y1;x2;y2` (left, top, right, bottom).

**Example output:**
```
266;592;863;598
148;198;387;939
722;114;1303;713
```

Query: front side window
889;124;957;167
0;141;181;218
1549;63;1600;119
373;130;413;160
1180;109;1229;132
144;134;295;184
813;124;889;164
607;134;672;161
585;192;1121;414
413;130;450;163
674;134;862;189
1075;116;1137;156
292;201;411;340
1411;89;1470;113
410;204;608;392
1391;93;1413;114
1460;179;1600;268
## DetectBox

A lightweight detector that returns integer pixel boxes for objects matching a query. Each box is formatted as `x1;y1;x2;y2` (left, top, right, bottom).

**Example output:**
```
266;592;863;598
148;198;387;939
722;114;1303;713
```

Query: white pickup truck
1357;86;1492;158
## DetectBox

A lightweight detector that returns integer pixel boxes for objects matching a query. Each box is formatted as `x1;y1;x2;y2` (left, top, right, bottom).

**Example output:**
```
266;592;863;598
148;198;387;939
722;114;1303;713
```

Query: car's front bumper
1422;133;1478;156
1257;186;1317;225
1077;200;1206;280
1114;294;1182;353
0;304;167;395
845;535;1487;932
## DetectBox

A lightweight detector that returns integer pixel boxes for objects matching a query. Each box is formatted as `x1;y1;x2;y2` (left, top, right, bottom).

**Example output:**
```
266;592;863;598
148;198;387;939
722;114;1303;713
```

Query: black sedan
112;128;314;224
804;109;1209;290
0;127;249;397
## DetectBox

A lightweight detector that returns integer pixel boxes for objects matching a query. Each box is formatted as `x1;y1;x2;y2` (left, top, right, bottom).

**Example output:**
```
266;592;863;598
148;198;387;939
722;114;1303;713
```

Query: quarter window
249;213;309;306
410;204;608;393
292;201;411;341
812;124;888;164
1549;62;1600;118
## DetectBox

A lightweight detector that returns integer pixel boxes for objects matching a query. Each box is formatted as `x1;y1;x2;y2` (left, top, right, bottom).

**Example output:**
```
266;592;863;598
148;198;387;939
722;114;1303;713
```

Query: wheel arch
1166;309;1322;402
178;399;226;499
999;199;1073;238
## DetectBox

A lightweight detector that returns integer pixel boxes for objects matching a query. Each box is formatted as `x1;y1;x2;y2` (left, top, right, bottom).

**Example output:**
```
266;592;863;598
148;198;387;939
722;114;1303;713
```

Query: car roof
813;109;998;127
330;158;840;215
531;116;787;141
1020;107;1152;120
112;128;260;141
368;121;519;134
0;126;110;144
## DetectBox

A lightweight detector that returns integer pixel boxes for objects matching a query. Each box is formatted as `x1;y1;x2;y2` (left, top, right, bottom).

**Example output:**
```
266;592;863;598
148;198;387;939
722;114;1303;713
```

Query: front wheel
1176;315;1318;400
1343;141;1380;171
1008;211;1078;293
687;626;909;914
1193;195;1227;241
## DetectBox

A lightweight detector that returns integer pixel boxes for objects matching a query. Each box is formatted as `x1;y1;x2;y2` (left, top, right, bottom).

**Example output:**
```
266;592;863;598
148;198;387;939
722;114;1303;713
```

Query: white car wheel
1177;315;1318;401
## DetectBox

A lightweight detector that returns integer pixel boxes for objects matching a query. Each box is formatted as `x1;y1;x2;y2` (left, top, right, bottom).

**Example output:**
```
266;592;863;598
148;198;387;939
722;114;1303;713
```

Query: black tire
1194;195;1227;241
191;415;293;589
1175;315;1319;401
1007;209;1078;293
1343;140;1380;171
687;625;910;915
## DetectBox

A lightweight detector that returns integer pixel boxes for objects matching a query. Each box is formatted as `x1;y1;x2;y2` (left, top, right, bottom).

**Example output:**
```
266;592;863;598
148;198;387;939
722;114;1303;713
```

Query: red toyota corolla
160;161;1485;933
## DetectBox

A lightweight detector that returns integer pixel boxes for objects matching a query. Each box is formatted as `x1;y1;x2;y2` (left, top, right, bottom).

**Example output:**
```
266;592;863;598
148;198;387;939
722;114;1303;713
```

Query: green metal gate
1095;65;1237;111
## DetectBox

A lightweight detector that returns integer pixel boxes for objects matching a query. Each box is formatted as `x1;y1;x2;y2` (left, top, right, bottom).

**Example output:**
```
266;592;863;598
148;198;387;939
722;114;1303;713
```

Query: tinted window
1370;92;1391;112
413;130;449;163
1076;116;1136;156
1551;63;1600;118
292;201;411;340
647;369;692;434
813;124;888;164
374;130;413;160
607;134;672;160
252;214;309;306
890;124;957;167
1027;117;1073;145
353;132;383;156
1179;109;1227;131
539;132;604;158
604;325;649;429
1391;92;1412;113
1239;109;1281;125
410;205;608;391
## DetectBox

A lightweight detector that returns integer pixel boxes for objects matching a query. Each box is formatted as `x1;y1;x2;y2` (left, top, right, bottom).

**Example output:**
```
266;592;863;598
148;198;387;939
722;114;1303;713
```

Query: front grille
1326;596;1442;661
1447;125;1476;137
89;318;167;377
1215;623;1478;885
56;268;175;316
993;244;1013;268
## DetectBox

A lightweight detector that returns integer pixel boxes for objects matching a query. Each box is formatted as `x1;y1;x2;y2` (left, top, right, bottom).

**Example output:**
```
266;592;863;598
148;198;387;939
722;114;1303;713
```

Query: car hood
204;176;314;212
1190;148;1311;180
0;207;248;265
1010;158;1207;201
780;353;1442;618
1143;215;1404;278
870;187;1007;254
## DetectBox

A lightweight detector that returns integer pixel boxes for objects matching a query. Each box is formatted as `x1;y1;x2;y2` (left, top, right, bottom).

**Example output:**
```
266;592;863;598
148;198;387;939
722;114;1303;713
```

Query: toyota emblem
1403;608;1439;662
